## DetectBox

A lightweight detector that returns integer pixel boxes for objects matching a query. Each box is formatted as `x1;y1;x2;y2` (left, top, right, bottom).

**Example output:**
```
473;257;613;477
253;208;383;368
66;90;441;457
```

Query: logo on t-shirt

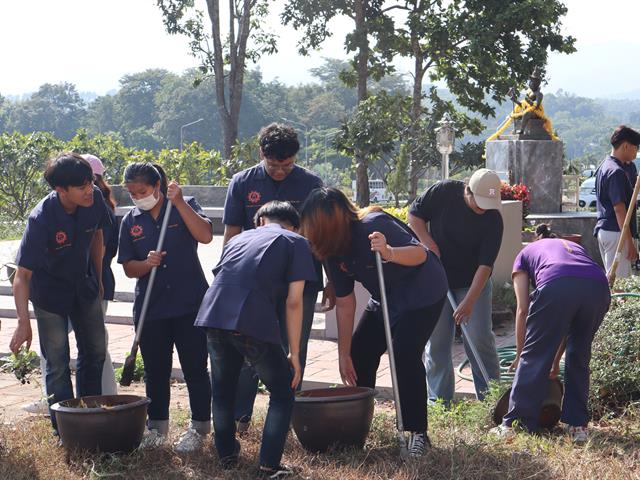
339;262;349;273
247;190;261;204
55;230;67;245
130;225;144;238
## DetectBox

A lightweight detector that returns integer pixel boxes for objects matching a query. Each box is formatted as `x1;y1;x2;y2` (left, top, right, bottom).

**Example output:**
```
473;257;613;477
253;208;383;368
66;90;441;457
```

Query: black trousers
351;298;445;433
138;312;211;422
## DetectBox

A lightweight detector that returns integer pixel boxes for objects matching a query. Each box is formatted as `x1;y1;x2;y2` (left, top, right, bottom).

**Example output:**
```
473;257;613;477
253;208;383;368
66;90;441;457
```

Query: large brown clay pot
493;378;564;429
51;394;150;453
292;386;376;453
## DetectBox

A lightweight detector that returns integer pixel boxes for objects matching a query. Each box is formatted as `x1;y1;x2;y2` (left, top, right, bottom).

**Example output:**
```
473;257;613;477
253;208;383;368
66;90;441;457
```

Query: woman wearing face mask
118;162;213;452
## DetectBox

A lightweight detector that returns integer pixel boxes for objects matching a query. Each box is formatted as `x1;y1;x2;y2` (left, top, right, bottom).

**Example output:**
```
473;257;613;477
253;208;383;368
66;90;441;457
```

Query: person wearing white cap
22;154;118;415
408;168;503;403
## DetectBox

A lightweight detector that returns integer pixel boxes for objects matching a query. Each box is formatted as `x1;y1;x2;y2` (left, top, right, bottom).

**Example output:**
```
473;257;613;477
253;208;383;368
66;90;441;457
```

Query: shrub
501;182;530;218
589;297;640;416
384;206;408;223
114;355;145;383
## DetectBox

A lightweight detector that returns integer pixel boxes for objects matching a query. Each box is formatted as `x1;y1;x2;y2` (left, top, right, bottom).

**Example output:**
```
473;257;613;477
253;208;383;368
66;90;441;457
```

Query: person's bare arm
286;280;305;389
9;267;33;354
407;213;440;257
335;292;357;386
453;266;492;325
508;271;530;372
167;182;213;244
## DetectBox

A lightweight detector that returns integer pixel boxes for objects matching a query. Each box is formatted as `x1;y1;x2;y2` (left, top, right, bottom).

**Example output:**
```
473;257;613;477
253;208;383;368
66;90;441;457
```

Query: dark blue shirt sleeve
222;175;245;227
608;170;629;207
478;211;503;267
326;257;355;298
93;187;110;230
187;197;212;225
286;237;317;283
15;216;47;271
376;215;421;248
408;181;443;221
117;215;135;264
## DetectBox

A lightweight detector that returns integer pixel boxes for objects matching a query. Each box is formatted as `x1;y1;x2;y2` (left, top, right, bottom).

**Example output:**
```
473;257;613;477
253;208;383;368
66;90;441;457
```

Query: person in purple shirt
594;125;640;278
195;201;316;478
222;123;334;433
118;162;212;452
9;153;109;433
492;224;610;443
301;187;448;457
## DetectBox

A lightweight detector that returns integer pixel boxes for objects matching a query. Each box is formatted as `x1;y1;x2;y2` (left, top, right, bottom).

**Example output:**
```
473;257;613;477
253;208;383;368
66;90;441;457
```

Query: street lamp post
436;113;455;180
180;118;204;152
281;117;309;165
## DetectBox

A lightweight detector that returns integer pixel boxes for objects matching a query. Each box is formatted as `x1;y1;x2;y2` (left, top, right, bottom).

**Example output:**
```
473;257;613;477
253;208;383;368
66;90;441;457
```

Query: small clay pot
292;386;376;453
51;394;150;453
492;378;564;429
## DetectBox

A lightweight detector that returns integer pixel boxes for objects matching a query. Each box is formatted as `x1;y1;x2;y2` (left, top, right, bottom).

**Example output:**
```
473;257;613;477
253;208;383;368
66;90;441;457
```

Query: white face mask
132;190;160;211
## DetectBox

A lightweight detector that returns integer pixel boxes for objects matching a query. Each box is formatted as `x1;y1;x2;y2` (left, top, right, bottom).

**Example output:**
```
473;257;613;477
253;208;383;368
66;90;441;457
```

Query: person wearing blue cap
9;152;110;433
195;201;317;478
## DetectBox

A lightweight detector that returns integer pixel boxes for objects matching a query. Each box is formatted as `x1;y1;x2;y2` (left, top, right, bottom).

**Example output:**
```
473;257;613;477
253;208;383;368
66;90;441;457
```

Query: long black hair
44;152;94;189
123;162;168;195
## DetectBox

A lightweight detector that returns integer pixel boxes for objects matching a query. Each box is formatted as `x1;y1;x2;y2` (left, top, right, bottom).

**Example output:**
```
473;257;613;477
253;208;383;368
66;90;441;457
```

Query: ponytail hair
94;174;116;211
535;223;557;239
123;162;168;195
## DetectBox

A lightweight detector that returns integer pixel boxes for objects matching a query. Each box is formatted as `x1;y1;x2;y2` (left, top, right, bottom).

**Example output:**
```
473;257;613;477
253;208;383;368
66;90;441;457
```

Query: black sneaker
406;432;431;457
219;439;241;470
257;464;301;479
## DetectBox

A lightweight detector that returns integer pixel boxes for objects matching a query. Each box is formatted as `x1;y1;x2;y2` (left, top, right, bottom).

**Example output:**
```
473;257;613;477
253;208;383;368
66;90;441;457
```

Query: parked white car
579;177;596;208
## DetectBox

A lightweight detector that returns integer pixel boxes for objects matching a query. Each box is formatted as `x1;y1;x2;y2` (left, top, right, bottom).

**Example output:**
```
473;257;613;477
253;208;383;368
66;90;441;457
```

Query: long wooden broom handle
607;174;640;286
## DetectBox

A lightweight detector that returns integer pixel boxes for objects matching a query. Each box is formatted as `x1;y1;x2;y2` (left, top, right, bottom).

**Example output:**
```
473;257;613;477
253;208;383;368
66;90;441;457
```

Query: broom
120;201;173;386
606;174;640;287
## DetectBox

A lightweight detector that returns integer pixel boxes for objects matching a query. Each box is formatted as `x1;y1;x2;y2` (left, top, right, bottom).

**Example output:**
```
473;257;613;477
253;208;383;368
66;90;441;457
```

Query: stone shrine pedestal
486;139;564;214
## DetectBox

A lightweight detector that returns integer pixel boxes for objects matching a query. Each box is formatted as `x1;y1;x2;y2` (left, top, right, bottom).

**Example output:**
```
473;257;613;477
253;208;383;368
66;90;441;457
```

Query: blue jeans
424;280;500;402
503;277;609;431
34;295;106;430
207;328;294;468
233;291;316;420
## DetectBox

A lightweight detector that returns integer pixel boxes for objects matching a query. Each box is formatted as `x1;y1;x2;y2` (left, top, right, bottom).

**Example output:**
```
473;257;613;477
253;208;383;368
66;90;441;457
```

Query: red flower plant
500;182;531;217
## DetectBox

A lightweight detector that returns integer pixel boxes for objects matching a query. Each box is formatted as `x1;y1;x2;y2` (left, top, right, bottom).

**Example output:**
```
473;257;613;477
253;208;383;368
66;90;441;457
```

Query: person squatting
8;123;616;478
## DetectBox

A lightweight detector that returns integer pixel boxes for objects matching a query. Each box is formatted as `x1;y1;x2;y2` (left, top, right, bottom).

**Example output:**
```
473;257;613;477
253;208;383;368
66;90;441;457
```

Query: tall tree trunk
408;29;425;202
354;0;370;207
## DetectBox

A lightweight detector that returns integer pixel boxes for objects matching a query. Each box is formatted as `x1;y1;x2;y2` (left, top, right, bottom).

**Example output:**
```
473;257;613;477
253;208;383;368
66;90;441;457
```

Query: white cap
468;168;502;210
81;154;105;176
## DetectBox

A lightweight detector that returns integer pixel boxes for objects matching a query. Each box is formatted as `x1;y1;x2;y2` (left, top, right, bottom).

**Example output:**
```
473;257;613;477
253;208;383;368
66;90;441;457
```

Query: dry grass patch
0;399;638;479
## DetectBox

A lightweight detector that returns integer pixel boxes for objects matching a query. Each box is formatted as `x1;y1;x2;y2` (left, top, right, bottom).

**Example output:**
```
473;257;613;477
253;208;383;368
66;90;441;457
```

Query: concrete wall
111;185;228;207
526;212;600;265
486;139;564;214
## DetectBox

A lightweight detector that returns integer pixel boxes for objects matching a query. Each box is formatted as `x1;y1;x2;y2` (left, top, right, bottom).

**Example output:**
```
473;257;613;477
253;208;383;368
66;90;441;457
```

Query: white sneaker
490;424;516;440
173;428;205;453
406;432;430;457
22;399;49;415
567;425;588;444
139;429;166;449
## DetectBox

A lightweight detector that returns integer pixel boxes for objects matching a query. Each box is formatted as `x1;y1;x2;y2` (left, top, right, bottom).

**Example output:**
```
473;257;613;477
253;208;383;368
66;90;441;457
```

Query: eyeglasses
264;159;295;173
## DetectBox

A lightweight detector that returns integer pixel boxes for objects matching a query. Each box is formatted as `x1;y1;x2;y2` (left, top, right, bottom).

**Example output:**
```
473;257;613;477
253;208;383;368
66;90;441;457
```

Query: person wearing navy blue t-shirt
222;123;334;431
118;162;212;452
594;125;640;278
301;188;448;457
9;153;110;432
196;201;316;476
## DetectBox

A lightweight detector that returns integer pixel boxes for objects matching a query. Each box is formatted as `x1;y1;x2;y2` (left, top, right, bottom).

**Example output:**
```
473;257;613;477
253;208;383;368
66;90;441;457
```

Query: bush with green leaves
114;355;145;383
589;297;640;416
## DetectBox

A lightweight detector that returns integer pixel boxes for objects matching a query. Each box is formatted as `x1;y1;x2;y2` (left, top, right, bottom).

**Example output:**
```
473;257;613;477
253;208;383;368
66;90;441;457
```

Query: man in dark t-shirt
594;125;640;278
408;168;503;402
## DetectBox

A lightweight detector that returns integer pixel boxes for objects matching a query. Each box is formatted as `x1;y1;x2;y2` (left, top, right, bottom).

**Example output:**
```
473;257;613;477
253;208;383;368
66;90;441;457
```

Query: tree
392;0;576;199
157;0;277;160
282;0;397;206
9;83;86;140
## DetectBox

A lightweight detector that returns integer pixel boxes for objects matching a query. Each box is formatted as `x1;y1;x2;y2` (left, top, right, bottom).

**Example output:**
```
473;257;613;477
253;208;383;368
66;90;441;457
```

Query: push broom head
119;349;138;387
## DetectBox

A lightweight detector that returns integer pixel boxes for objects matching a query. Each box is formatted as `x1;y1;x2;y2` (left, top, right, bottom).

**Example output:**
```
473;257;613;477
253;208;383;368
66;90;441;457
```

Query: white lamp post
180;118;204;152
436;113;455;180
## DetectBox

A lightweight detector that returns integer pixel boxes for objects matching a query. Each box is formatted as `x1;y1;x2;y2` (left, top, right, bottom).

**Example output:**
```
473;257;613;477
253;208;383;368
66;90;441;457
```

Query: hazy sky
1;0;638;98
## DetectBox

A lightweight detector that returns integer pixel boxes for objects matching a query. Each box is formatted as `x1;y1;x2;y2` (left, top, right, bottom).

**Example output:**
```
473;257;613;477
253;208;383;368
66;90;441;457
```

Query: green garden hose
456;345;565;383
